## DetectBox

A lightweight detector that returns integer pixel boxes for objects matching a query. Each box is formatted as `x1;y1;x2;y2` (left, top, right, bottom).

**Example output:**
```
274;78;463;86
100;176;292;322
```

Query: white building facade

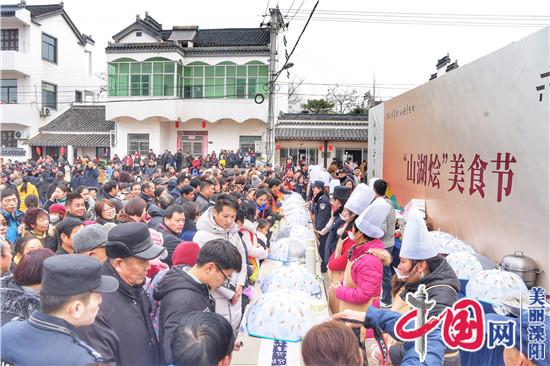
0;2;100;160
106;13;286;159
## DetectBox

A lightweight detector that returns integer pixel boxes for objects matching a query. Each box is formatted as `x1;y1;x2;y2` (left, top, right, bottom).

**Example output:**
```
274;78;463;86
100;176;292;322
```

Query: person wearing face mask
47;203;66;225
254;189;274;225
334;208;460;366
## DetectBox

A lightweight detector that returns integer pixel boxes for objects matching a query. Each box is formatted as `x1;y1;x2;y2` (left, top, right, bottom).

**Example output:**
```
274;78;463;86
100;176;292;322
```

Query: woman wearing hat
327;184;375;313
334;208;461;366
330;198;392;315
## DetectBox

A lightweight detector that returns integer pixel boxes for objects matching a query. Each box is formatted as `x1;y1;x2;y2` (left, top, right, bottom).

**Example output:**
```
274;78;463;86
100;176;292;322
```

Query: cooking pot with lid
499;251;540;288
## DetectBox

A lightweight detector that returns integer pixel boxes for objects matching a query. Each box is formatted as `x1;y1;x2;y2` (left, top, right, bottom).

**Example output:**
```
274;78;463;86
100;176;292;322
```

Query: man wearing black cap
312;180;331;272
325;185;352;262
77;222;166;365
1;255;118;365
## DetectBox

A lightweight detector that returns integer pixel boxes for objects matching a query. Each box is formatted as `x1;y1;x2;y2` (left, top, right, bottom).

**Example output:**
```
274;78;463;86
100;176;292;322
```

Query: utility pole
266;7;284;164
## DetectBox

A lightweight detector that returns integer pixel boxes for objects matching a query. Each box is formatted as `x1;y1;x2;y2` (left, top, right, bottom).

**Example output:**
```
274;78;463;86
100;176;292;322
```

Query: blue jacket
70;174;85;189
1;311;104;365
366;307;446;365
1;209;23;244
83;167;99;189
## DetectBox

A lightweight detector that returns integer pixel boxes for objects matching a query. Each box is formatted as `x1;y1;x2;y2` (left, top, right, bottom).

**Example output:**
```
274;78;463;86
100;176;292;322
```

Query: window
75;90;82;102
1;29;18;51
41;82;57;109
239;136;262;152
127;133;149;155
41;33;57;63
183;61;268;99
136;31;142;37
108;57;175;97
1;79;17;103
1;131;16;148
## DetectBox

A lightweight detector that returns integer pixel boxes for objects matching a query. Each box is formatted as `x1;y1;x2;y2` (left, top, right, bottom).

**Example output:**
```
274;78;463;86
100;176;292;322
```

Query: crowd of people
0;150;540;366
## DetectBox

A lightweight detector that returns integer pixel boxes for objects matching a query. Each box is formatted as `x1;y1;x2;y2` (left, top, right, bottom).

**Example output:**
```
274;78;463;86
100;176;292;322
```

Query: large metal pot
499;251;540;288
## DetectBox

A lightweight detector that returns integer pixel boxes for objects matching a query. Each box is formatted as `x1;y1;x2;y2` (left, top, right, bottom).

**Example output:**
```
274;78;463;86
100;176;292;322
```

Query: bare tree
326;85;362;114
287;77;304;112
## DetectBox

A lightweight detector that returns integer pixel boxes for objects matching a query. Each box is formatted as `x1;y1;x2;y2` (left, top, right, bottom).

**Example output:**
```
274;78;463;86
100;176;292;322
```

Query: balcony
106;97;268;123
0;103;37;127
0;50;32;77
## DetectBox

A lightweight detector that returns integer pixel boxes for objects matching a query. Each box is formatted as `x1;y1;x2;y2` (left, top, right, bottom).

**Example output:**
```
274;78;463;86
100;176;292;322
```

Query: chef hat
344;183;375;215
318;171;331;187
328;178;341;194
368;177;381;188
355;197;391;239
400;208;438;260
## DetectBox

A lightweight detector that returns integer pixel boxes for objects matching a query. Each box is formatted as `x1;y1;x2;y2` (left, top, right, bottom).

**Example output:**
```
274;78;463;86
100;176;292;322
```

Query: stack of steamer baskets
428;229;529;317
244;193;329;342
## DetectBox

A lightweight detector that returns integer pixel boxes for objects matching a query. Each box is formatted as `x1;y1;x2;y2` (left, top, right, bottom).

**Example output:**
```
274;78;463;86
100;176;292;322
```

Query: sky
23;0;550;104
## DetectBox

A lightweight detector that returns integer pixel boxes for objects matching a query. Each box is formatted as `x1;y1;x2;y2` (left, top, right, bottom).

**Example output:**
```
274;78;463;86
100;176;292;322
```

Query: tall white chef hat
400;208;438;260
355;197;391;239
344;183;375;215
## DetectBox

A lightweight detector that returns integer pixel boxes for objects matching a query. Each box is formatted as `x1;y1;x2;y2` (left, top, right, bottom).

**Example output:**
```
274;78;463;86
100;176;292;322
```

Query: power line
291;16;548;27
281;9;550;20
273;0;319;84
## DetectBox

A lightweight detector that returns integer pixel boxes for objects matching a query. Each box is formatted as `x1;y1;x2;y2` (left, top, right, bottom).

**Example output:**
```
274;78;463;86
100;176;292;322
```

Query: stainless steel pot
499;251;541;288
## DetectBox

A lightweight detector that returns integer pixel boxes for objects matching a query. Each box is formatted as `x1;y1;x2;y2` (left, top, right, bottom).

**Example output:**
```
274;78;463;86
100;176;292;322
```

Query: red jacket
335;239;391;306
327;236;355;272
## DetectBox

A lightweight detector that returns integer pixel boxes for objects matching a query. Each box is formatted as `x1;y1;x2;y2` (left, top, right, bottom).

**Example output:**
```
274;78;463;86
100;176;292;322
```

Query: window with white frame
127;133;149;155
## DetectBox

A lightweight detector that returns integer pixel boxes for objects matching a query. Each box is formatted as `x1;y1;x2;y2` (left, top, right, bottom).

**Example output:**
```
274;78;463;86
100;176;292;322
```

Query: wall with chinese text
383;27;549;287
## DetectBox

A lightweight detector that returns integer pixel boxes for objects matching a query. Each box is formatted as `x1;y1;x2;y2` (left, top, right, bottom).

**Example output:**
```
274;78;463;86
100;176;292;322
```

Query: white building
106;12;286;160
0;1;100;160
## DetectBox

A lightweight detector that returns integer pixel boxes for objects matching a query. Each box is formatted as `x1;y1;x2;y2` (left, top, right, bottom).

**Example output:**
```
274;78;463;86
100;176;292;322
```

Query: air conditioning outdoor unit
15;130;29;139
40;107;51;117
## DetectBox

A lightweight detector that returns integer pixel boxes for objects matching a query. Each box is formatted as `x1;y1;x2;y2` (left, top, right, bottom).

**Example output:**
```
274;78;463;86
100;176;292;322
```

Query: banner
382;27;549;287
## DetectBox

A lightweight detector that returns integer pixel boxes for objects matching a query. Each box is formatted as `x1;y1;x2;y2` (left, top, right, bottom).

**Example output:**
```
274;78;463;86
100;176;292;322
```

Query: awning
26;133;111;147
275;127;368;141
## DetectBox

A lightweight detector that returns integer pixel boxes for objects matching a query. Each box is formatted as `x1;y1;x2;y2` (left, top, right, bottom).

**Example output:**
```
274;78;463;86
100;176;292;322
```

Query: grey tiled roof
275;119;368;142
27;133;111;147
105;43;269;56
1;3;93;44
194;28;269;47
25;4;63;17
40;105;114;133
279;113;369;121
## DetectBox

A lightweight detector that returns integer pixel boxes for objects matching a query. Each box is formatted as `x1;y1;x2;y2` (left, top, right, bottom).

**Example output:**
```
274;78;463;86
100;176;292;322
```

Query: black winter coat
77;261;162;366
0;275;40;326
153;266;215;363
147;204;165;229
154;222;182;267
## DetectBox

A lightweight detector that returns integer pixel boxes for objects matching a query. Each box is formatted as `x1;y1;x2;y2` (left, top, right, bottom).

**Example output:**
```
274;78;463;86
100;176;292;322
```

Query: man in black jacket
154;239;242;364
77;222;167;366
155;204;186;266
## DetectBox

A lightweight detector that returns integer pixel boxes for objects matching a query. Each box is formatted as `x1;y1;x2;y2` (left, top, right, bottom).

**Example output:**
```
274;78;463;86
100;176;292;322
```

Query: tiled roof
279;113;369;121
275;119;368;142
40;105;114;133
27;133;111;147
25;4;63;17
194;28;270;47
1;3;92;44
106;43;269;56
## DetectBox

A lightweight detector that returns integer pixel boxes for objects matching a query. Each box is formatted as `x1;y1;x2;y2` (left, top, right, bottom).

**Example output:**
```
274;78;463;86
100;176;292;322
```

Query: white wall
113;117;161;157
1;8;102;159
118;31;159;43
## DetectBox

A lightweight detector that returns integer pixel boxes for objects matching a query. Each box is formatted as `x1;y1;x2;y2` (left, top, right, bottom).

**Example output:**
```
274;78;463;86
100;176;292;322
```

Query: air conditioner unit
15;130;29;139
40;107;51;117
